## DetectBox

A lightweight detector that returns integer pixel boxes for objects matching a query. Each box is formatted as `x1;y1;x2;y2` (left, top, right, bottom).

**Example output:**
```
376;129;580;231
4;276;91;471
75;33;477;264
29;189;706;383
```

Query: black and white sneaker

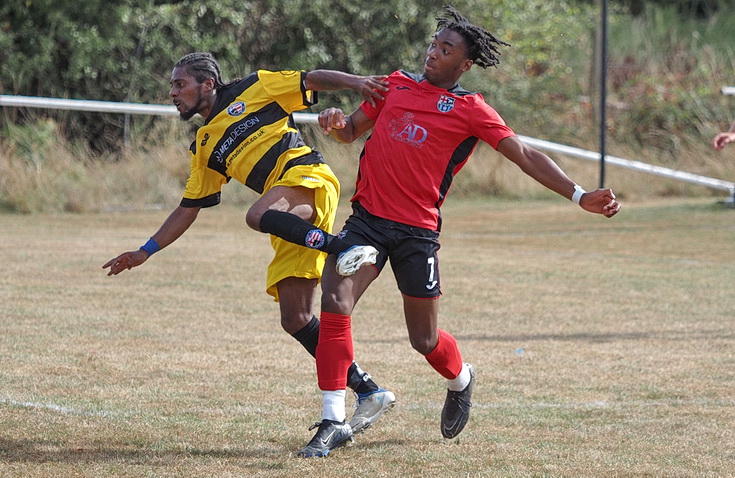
297;419;354;458
440;363;475;439
336;245;379;276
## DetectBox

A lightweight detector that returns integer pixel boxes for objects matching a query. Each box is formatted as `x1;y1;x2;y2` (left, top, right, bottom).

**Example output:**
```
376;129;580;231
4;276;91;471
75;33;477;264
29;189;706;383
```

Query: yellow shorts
265;163;340;301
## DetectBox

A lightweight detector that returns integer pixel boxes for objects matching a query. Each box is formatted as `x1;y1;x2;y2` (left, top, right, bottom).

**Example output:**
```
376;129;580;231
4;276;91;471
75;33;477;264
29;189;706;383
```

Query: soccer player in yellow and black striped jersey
103;52;396;441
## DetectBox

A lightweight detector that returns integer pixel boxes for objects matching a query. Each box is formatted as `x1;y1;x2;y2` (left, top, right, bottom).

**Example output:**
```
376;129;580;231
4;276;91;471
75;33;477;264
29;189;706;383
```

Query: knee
409;334;438;356
320;292;354;316
280;312;311;335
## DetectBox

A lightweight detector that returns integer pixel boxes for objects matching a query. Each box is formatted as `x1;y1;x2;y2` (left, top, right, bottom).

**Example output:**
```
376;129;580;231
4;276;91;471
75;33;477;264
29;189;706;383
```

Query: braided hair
436;5;510;69
173;52;228;88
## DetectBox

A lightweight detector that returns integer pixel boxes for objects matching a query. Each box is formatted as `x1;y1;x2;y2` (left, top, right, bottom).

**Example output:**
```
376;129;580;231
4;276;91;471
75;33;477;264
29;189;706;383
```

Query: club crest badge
227;101;246;117
437;95;455;113
305;229;325;249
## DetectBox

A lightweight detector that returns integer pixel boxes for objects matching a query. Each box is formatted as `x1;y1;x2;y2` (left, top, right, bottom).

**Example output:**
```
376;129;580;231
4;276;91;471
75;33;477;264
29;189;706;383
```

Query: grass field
1;197;734;477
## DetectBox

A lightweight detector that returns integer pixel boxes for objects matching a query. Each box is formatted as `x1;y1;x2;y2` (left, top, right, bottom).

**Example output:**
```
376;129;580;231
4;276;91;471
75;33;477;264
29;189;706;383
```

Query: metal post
598;0;609;189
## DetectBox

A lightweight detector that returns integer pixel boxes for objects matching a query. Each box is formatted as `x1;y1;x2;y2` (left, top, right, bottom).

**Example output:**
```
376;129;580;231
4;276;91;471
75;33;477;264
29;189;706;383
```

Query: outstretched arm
304;70;389;107
102;205;201;276
496;136;621;218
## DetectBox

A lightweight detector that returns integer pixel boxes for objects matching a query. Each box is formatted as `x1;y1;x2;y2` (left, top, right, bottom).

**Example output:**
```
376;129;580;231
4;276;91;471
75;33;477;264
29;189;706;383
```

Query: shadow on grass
0;437;272;464
0;436;410;465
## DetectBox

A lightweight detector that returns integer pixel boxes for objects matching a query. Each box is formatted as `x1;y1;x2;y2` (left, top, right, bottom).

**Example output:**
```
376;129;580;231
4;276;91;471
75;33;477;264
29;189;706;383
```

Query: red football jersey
353;70;515;230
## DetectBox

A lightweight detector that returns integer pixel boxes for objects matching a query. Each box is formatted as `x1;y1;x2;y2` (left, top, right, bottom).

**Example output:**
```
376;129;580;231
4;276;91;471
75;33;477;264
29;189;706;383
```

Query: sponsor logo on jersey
227;101;246;117
305;229;326;249
201;132;210;147
388;112;427;148
213;117;262;163
437;95;455;113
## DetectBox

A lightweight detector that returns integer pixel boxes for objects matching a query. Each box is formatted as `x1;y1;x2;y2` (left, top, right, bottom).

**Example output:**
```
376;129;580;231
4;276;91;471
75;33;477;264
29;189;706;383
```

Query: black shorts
338;202;441;299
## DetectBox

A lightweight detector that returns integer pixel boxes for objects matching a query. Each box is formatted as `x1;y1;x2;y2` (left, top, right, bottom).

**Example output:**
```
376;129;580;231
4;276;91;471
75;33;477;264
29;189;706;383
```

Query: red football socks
316;311;354;391
424;328;463;380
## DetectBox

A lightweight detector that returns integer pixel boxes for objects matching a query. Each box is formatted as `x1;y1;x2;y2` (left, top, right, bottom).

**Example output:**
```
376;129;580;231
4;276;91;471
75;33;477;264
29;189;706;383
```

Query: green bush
2;1;734;212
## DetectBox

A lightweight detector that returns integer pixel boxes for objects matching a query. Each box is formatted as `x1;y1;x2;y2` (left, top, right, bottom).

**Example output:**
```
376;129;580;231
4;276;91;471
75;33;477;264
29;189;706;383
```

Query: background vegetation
1;0;734;212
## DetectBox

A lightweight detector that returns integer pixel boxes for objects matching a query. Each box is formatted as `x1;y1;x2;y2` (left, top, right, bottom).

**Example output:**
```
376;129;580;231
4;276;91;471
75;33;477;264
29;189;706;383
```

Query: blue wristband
139;237;161;256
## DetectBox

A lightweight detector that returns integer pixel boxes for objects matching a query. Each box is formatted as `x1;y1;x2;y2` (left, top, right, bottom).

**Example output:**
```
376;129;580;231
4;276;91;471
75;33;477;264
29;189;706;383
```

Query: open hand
354;75;389;107
102;250;149;276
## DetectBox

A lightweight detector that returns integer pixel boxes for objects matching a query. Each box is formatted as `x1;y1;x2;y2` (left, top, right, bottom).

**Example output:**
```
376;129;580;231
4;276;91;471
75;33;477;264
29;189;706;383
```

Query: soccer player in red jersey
297;5;621;457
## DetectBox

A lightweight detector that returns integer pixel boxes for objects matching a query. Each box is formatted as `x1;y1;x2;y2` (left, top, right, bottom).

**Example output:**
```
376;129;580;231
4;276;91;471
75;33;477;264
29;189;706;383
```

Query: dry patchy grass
1;198;734;477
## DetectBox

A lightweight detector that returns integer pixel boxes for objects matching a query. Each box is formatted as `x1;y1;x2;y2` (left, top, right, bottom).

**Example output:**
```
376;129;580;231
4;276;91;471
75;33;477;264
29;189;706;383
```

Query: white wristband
571;185;586;205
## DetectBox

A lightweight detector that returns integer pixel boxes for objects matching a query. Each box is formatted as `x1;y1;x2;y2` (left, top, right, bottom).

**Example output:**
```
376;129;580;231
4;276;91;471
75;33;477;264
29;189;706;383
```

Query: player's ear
202;77;215;93
461;59;473;73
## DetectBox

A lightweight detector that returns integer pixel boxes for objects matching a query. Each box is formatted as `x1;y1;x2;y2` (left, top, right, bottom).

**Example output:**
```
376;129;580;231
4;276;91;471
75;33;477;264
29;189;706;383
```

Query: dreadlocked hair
436;5;510;69
173;52;228;88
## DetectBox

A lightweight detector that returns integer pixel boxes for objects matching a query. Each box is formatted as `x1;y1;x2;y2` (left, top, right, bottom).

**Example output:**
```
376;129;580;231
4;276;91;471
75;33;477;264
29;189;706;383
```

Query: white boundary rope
1;94;733;197
518;135;735;195
0;94;317;124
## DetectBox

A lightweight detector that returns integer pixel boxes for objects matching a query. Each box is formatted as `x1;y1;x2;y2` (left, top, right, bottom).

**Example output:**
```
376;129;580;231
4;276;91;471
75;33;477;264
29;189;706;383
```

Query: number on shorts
426;256;437;290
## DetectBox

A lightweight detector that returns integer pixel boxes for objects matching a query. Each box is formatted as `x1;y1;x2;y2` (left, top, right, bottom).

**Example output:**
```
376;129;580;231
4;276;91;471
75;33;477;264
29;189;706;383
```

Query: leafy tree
1;0;152;149
0;0;449;150
1;0;733;156
571;0;724;16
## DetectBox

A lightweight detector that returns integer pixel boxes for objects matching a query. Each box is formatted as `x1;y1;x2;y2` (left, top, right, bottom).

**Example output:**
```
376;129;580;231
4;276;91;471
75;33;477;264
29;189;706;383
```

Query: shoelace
446;391;472;407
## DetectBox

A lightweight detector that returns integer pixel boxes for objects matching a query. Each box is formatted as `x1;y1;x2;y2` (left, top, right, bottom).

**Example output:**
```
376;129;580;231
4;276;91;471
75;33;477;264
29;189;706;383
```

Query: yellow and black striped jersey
181;70;323;207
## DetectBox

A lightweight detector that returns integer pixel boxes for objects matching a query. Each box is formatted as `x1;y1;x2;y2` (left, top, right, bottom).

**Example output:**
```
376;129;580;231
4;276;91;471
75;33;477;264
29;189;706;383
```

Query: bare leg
276;276;318;334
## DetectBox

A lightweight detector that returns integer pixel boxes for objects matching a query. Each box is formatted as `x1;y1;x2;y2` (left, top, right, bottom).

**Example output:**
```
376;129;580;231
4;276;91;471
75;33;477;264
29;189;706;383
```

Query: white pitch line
0;397;117;418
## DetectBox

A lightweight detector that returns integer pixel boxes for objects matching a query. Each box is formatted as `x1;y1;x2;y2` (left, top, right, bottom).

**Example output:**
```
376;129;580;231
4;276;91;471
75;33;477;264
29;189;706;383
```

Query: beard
178;88;204;121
